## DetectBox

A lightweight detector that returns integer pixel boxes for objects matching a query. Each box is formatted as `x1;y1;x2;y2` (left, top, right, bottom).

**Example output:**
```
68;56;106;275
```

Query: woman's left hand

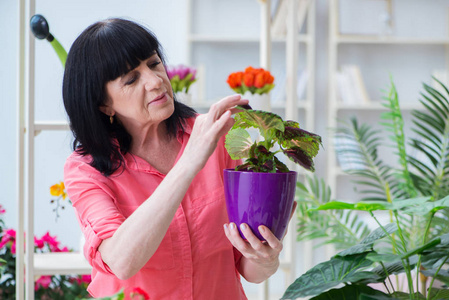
223;201;297;283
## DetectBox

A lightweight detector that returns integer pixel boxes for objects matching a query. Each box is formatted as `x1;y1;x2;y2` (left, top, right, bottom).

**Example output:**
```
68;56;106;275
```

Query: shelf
34;120;70;132
33;252;92;276
336;35;449;45
188;34;310;44
335;102;423;111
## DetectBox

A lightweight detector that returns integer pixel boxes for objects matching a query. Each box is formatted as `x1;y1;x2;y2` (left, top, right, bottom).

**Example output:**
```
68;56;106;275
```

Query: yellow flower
50;182;67;200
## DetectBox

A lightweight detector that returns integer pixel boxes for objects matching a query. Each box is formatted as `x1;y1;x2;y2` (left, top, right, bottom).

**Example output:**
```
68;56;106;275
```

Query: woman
63;18;291;299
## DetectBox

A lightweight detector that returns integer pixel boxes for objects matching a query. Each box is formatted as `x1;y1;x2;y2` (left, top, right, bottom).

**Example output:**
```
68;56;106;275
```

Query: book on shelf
271;70;308;105
271;0;310;38
336;64;370;105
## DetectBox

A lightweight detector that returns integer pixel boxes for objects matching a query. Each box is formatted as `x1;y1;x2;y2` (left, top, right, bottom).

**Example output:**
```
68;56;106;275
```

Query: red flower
243;73;255;87
130;287;150;300
254;72;265;88
226;72;243;88
226;66;275;94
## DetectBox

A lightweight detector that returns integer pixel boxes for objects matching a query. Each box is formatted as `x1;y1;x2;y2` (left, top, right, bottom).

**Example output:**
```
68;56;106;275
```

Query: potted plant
283;78;449;299
224;106;321;240
166;65;197;105
227;66;275;110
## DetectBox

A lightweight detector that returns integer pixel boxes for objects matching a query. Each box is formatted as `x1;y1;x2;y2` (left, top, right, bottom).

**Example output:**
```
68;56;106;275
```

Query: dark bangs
93;19;165;83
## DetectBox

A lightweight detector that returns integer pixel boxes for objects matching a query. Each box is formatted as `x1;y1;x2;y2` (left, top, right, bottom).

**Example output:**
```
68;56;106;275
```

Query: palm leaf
296;175;371;250
381;80;417;198
335;118;400;201
409;79;449;201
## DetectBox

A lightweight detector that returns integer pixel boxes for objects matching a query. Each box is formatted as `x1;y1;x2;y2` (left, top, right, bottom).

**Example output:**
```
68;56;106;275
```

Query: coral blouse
63;118;247;300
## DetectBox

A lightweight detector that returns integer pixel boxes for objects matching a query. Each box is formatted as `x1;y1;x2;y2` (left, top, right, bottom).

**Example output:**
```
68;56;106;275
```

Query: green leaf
427;288;449;300
365;253;401;263
305;285;391;300
232;109;284;141
314;201;392;212
224;127;254;159
401;237;442;259
282;253;376;299
399;195;449;216
360;223;398;244
335;244;373;257
372;255;419;278
313;201;356;210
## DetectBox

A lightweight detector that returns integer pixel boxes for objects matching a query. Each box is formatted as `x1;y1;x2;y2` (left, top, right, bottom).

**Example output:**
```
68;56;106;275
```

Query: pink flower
41;231;60;251
34;237;44;249
130;287;150;300
80;274;92;283
166;65;196;80
35;275;52;291
0;204;5;214
0;229;16;249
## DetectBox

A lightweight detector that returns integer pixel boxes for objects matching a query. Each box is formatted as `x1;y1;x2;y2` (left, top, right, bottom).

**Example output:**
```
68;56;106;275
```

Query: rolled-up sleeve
64;157;125;274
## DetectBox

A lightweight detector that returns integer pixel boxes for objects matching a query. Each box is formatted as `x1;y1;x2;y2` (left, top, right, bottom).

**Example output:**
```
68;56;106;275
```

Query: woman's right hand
181;94;249;173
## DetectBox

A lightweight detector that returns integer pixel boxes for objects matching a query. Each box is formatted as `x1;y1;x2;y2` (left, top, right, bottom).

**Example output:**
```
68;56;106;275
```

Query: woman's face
102;52;174;130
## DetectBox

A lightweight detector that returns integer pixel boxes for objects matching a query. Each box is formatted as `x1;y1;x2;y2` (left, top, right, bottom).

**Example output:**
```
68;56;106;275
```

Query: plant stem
416;212;435;296
393;211;408;254
369;211;400;252
369;211;415;299
427;255;449;300
380;261;395;293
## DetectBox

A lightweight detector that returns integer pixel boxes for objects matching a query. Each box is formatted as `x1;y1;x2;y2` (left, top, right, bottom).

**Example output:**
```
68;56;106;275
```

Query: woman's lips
149;93;168;105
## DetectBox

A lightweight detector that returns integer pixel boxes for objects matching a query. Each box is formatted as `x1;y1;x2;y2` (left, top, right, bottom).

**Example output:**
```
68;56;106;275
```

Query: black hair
63;18;196;176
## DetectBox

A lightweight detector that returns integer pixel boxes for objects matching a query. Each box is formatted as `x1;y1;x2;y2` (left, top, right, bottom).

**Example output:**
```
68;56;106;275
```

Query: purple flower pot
223;169;297;241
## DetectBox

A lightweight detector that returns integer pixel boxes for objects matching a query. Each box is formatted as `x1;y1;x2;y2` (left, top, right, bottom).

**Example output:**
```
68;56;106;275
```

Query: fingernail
259;226;265;233
223;224;228;230
230;223;235;230
240;223;247;230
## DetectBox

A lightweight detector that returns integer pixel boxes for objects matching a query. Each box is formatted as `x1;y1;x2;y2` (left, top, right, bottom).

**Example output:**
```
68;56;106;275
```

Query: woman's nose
143;69;162;91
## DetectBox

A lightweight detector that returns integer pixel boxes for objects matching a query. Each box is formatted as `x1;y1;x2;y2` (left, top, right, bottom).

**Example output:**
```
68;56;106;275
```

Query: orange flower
243;73;255;87
227;66;275;94
226;72;243;88
50;182;67;200
265;70;274;84
254;72;265;88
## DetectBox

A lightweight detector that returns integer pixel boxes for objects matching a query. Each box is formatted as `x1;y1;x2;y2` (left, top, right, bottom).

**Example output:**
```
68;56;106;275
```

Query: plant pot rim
224;168;297;175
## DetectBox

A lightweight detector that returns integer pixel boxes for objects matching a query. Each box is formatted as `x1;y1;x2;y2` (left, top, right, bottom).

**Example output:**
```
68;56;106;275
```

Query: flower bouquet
227;66;274;110
166;65;197;105
227;66;274;95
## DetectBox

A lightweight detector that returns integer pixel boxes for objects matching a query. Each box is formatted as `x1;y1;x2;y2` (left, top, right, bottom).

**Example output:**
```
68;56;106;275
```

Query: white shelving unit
327;0;449;199
186;0;316;299
16;1;92;299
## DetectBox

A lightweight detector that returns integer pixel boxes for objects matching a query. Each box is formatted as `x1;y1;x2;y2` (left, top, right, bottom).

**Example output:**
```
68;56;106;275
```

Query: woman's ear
99;105;114;117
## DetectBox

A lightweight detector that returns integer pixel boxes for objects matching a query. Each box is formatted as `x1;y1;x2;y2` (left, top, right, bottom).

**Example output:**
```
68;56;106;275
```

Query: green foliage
288;78;449;300
296;176;371;250
225;106;322;172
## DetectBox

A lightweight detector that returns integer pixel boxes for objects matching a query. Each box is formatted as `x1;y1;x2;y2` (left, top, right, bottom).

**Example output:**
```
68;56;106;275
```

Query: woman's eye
125;76;137;85
149;61;161;69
